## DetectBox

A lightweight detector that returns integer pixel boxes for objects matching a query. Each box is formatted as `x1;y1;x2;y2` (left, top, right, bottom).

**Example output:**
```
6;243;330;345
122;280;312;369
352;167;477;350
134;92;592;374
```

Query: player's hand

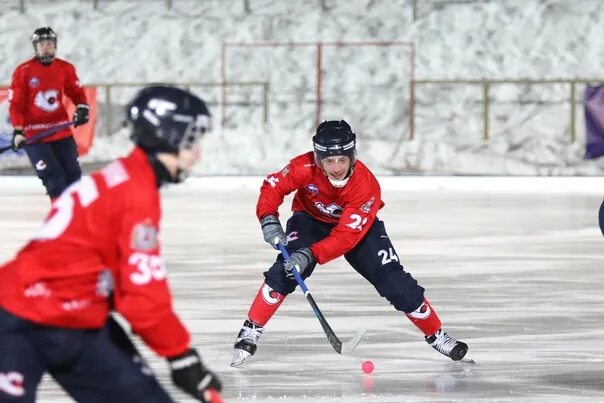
261;215;287;249
283;247;315;278
73;104;89;127
11;129;25;151
168;349;223;403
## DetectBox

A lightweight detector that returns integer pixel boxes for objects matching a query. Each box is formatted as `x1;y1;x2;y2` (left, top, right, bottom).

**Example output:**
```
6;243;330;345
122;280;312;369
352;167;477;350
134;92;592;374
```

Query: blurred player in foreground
0;85;222;403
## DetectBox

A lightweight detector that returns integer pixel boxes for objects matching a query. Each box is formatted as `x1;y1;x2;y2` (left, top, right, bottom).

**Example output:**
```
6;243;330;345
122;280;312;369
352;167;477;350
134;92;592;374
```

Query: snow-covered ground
1;0;604;175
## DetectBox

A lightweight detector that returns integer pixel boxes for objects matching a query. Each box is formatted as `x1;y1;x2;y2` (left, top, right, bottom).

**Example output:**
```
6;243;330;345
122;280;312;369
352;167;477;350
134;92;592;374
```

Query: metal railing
88;81;269;136
413;79;603;142
10;0;334;13
3;78;599;142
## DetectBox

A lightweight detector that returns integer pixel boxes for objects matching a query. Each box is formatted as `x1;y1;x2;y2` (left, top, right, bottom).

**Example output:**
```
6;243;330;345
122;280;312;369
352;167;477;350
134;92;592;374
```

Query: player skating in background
230;119;469;366
0;86;222;403
8;27;90;199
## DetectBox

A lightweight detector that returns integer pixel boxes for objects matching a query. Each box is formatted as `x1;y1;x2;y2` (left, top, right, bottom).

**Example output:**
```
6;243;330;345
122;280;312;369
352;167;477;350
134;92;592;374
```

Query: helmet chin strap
323;164;354;188
328;176;350;188
147;153;178;187
36;53;55;65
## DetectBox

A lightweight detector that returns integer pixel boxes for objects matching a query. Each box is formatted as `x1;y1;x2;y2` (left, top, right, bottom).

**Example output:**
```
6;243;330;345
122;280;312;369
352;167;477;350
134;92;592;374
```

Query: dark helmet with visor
126;85;210;154
31;27;57;64
312;120;357;187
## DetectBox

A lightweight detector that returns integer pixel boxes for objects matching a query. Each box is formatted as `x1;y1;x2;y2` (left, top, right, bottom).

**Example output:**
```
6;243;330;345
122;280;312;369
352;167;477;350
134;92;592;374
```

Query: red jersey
0;148;190;358
8;57;87;142
256;151;385;264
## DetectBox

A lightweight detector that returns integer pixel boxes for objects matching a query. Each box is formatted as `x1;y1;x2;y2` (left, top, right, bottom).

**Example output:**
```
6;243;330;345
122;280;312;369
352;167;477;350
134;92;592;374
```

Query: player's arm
256;160;305;248
64;63;89;127
256;161;303;219
114;207;190;358
8;67;25;130
114;205;222;402
311;187;382;265
8;67;26;150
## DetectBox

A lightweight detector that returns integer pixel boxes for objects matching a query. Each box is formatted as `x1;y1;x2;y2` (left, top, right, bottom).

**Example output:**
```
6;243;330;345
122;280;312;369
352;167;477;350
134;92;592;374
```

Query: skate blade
230;350;252;367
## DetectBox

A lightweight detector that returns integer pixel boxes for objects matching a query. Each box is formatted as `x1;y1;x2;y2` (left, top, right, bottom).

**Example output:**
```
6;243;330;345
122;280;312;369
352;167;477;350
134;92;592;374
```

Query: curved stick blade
341;329;366;355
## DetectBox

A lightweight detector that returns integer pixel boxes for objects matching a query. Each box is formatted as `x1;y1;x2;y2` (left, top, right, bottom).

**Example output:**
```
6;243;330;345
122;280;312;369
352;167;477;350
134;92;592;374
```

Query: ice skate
426;329;468;361
230;319;264;367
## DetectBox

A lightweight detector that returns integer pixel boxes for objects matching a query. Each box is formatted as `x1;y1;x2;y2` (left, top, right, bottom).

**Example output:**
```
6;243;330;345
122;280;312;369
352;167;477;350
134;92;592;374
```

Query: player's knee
42;175;67;199
263;263;296;296
64;169;81;187
62;157;82;185
374;271;425;313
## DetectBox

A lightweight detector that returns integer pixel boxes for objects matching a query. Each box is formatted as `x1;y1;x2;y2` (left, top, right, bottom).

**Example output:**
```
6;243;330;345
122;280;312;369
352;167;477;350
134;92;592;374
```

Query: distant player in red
8;26;89;199
230;120;469;366
0;86;222;403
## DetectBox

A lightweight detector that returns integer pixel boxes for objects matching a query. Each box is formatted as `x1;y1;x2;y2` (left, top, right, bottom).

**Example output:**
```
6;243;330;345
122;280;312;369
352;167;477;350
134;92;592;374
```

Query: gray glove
283;248;315;278
261;215;287;249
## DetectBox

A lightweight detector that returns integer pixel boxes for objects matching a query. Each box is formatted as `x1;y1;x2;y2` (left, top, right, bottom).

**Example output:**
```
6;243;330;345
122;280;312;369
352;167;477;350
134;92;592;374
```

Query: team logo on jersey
261;283;282;305
35;159;47;171
34;89;60;112
307;183;319;195
28;77;40;88
131;220;158;251
286;231;299;242
407;302;431;320
361;197;375;214
0;371;25;397
314;201;343;218
281;165;290;177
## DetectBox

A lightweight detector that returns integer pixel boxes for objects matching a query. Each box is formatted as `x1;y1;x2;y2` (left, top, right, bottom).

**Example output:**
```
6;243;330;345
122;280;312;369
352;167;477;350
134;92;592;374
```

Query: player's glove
261;214;287;249
11;129;26;151
168;349;223;403
283;247;315;278
73;104;89;127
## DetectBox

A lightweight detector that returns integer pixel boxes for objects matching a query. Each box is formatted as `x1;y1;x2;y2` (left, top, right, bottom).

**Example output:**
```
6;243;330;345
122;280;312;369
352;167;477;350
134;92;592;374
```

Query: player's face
35;40;55;58
155;145;200;183
320;155;351;181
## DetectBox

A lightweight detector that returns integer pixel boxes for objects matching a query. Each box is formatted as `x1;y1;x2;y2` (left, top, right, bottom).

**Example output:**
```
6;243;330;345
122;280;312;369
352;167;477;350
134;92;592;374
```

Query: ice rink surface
0;176;602;403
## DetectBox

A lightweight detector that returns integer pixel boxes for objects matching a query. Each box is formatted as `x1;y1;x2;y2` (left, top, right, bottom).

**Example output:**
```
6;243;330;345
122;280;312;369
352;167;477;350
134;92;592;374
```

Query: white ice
2;0;604;175
0;176;602;402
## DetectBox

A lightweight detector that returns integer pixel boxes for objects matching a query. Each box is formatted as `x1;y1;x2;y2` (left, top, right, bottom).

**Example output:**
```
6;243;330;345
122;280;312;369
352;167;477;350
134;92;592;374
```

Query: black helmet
126;85;211;154
31;27;57;64
312;120;356;160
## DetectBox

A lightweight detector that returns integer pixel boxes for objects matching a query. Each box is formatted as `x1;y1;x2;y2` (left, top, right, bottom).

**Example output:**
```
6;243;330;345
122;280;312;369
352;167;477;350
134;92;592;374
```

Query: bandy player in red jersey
0;86;222;403
230;120;469;366
8;27;90;199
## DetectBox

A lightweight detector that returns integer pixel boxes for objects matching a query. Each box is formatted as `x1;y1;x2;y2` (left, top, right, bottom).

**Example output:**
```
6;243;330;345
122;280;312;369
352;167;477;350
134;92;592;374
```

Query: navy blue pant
24;136;81;199
0;309;173;403
599;201;604;236
264;212;425;313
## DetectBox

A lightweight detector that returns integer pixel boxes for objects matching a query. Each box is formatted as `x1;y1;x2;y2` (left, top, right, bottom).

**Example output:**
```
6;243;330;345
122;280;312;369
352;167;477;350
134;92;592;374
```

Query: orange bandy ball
361;360;374;374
